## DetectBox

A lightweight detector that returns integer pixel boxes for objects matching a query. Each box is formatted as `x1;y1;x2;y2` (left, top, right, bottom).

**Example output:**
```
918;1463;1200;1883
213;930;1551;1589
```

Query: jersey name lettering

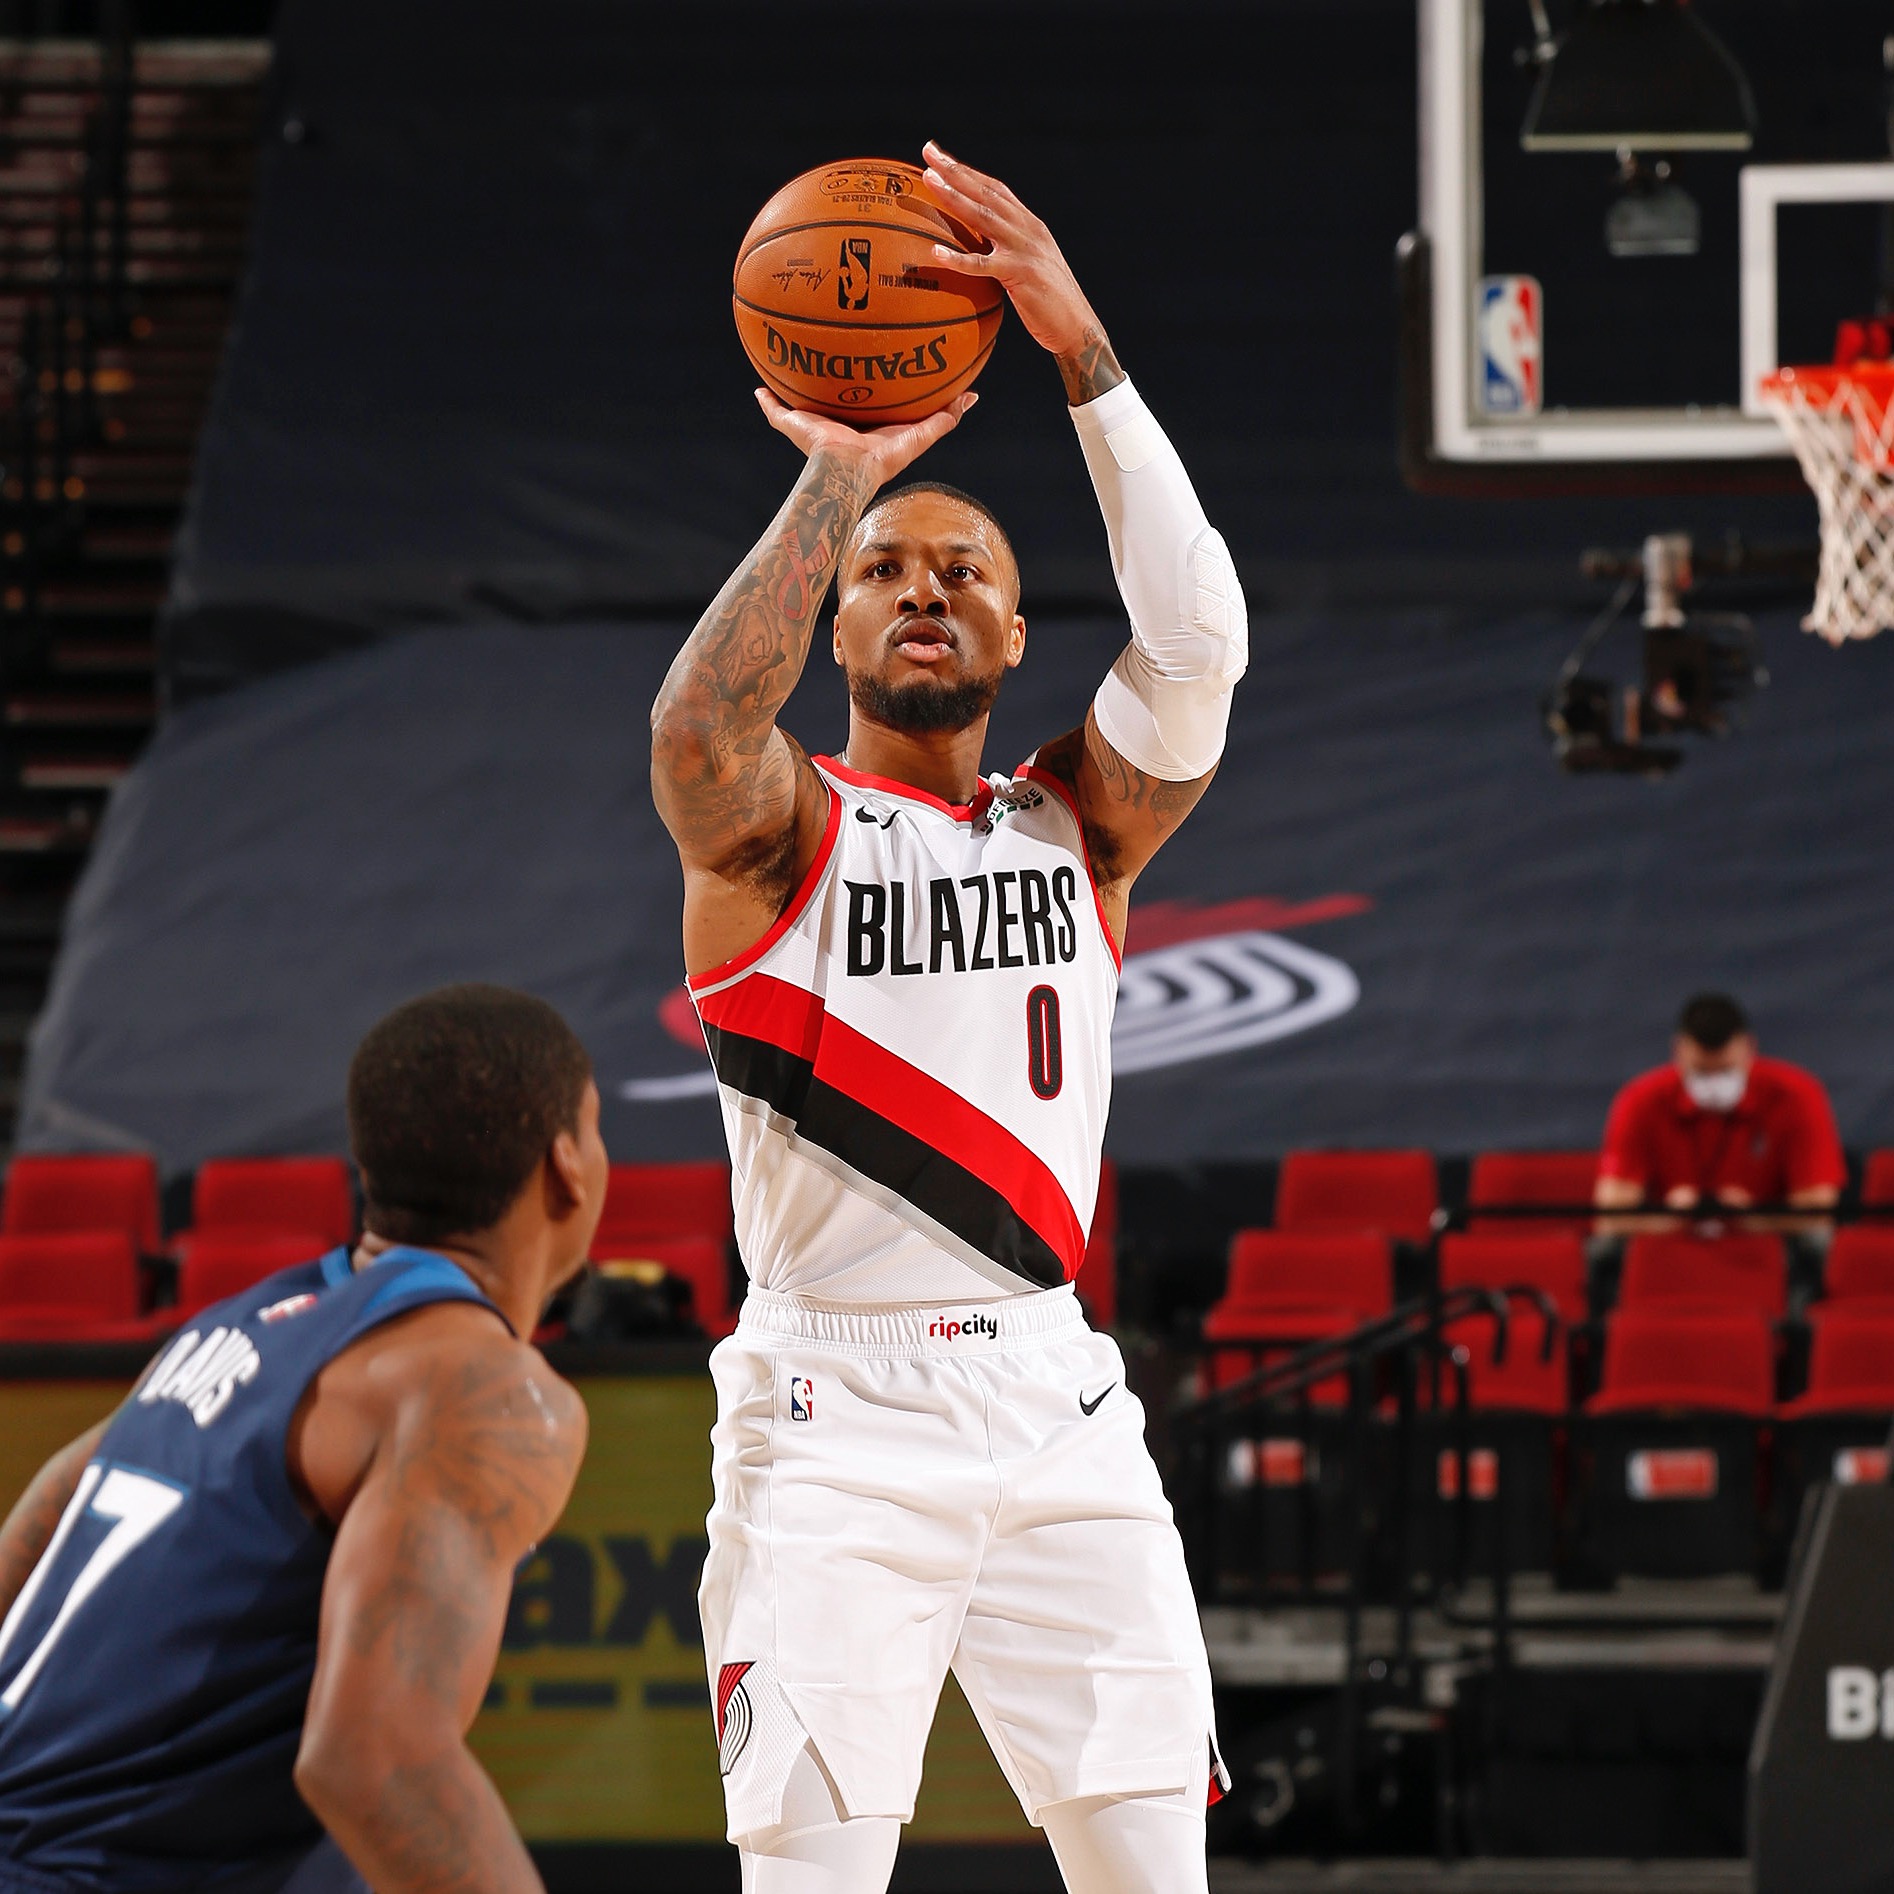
845;867;1079;977
137;1325;262;1428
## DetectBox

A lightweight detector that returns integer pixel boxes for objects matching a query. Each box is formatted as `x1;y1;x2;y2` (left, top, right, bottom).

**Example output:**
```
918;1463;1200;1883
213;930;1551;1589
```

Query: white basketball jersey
688;755;1120;1305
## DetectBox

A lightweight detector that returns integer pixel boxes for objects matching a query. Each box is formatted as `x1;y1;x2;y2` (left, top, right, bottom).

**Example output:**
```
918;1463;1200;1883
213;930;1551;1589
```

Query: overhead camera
1542;533;1771;777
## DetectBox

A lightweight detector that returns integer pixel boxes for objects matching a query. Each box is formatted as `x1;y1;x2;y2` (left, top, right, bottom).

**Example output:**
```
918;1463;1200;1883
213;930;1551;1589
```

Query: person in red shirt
1593;992;1845;1219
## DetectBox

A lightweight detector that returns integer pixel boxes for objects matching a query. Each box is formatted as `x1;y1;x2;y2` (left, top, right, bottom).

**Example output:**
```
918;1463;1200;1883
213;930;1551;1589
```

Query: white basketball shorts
697;1283;1223;1841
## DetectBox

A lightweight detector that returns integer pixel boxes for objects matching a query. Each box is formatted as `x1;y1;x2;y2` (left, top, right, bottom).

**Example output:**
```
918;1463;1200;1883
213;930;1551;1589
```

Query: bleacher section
8;1142;1893;1592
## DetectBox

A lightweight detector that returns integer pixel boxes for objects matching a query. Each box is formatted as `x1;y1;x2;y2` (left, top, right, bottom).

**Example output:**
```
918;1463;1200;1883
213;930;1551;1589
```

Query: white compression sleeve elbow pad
1071;377;1247;781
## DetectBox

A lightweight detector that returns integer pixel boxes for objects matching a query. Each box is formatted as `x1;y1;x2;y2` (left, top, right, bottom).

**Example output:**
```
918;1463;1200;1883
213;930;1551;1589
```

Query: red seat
1204;1231;1392;1396
1862;1150;1894;1209
1274;1150;1437;1243
596;1163;733;1244
1079;1159;1117;1331
1619;1232;1786;1320
171;1230;329;1320
1586;1309;1775;1417
1439;1231;1589;1324
192;1158;354;1249
3;1153;159;1254
1782;1308;1894;1417
1439;1310;1568;1415
1824;1227;1894;1306
589;1232;733;1337
1208;1230;1393;1335
1467;1151;1599;1235
0;1230;142;1338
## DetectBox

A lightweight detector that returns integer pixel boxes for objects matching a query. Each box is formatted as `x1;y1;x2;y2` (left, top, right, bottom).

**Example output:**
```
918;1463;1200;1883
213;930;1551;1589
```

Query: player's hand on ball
921;141;1101;360
753;386;976;488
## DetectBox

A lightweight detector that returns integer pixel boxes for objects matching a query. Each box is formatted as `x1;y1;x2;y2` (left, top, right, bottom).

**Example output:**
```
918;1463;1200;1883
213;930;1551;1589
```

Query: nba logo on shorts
789;1375;814;1421
1476;275;1542;417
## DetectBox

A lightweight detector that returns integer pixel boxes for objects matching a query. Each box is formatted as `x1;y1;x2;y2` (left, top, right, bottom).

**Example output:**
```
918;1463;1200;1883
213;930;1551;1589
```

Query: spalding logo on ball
733;158;1004;425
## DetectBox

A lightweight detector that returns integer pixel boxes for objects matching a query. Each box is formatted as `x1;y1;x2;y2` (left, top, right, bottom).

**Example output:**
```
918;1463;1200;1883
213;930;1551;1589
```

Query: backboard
1404;0;1894;495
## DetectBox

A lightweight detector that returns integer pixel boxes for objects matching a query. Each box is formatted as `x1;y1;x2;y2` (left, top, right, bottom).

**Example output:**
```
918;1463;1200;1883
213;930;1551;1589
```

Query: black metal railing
1171;1282;1561;1835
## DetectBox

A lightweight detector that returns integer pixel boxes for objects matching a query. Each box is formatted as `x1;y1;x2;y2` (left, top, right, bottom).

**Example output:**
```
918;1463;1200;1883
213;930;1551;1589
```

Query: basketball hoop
1758;362;1894;646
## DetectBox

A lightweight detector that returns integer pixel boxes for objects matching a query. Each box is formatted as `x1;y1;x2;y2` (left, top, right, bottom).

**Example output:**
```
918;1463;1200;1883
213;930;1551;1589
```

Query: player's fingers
921;165;1006;236
754;387;796;429
931;242;997;273
909;390;977;445
923;141;1012;210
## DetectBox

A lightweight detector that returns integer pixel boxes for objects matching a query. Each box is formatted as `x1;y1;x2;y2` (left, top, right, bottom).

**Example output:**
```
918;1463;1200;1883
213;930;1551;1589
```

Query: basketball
733;157;1003;425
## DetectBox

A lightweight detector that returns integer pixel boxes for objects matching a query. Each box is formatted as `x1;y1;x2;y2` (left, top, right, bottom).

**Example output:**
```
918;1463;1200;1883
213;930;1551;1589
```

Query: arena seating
1781;1307;1894;1416
1438;1230;1590;1323
1204;1231;1392;1398
1439;1307;1569;1415
1273;1151;1437;1243
1466;1150;1600;1234
1861;1149;1894;1208
595;1162;733;1244
1823;1227;1894;1307
1580;1309;1777;1577
1618;1231;1788;1319
1584;1308;1776;1417
0;1230;144;1339
1207;1231;1393;1341
170;1229;334;1321
190;1157;355;1249
2;1153;160;1254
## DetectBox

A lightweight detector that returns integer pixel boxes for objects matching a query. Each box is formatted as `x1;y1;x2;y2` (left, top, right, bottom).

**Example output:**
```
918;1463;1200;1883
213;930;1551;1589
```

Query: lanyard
1689;1106;1748;1196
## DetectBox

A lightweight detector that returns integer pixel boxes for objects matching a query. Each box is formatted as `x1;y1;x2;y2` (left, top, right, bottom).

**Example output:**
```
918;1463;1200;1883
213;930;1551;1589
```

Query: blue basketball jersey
0;1245;507;1893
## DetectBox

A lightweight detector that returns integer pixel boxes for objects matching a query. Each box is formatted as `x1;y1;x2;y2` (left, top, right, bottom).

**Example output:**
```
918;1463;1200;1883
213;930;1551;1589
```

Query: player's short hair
855;480;1019;591
1677;992;1749;1051
348;984;593;1246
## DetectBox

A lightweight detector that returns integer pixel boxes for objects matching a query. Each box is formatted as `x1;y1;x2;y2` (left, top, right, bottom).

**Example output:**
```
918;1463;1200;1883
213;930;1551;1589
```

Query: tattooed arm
651;394;974;974
292;1306;587;1894
0;1420;108;1619
922;142;1233;944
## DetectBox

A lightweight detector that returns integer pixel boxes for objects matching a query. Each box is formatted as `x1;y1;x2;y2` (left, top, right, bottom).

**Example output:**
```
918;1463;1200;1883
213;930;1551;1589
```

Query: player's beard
846;663;1003;736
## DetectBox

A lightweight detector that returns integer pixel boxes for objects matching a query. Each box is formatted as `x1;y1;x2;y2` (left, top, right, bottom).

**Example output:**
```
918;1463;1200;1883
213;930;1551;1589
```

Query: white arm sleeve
1070;377;1247;782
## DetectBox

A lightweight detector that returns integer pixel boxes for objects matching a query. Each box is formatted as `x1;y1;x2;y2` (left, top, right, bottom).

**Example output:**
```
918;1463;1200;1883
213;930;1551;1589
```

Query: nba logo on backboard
1476;275;1542;417
790;1375;814;1421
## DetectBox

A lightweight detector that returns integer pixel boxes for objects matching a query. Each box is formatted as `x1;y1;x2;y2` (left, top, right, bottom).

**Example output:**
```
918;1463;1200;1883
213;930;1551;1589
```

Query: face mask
1683;1067;1748;1113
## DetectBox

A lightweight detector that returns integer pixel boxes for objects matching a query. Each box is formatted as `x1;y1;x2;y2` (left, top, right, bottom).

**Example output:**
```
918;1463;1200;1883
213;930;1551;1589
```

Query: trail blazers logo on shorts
717;1661;756;1775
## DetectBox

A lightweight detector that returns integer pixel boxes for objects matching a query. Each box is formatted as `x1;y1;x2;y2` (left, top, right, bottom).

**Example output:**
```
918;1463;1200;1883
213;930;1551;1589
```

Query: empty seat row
1204;1225;1894;1413
0;1155;1117;1347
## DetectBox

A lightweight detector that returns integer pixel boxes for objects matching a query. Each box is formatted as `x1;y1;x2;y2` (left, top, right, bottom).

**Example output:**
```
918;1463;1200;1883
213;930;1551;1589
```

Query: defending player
0;985;605;1894
652;146;1246;1894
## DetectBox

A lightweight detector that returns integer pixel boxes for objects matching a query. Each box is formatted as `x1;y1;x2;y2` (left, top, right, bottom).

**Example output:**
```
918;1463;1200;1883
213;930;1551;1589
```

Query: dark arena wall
162;0;1821;695
23;605;1894;1171
24;0;1892;1169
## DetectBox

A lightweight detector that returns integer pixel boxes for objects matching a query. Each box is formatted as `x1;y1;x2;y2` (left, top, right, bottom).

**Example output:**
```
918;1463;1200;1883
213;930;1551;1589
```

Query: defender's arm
294;1322;587;1894
0;1420;108;1619
651;395;975;971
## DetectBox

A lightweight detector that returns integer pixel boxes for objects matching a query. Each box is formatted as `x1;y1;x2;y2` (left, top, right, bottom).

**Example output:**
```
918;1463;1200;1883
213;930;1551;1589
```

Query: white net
1759;366;1894;646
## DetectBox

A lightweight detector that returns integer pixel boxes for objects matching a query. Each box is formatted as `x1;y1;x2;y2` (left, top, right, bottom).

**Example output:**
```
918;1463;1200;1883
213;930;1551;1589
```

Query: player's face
833;492;1025;735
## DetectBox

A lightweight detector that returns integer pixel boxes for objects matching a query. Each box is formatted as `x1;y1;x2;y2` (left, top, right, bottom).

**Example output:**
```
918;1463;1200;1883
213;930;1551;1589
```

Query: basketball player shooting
0;987;604;1894
652;144;1246;1894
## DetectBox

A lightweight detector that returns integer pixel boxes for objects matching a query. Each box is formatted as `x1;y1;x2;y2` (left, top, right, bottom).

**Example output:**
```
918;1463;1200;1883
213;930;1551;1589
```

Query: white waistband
734;1283;1087;1358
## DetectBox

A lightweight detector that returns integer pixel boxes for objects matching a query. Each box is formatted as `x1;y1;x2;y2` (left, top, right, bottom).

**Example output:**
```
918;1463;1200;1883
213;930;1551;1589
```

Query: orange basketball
733;158;1003;425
